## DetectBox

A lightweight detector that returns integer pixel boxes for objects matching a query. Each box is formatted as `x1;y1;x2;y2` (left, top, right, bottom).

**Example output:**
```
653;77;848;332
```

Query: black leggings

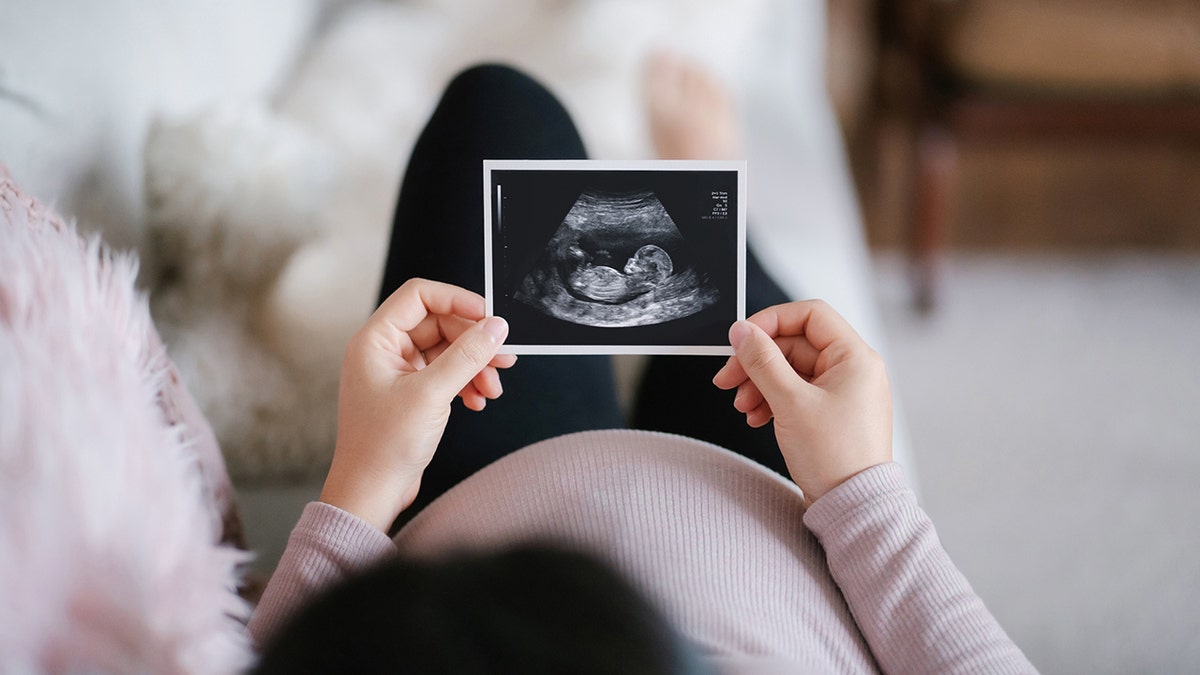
379;65;791;513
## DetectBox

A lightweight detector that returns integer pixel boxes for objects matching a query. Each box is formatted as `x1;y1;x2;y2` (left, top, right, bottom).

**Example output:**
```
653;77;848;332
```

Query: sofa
0;0;915;576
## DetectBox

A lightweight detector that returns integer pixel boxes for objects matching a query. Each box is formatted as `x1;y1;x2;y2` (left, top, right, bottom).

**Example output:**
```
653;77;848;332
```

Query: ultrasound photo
485;160;746;355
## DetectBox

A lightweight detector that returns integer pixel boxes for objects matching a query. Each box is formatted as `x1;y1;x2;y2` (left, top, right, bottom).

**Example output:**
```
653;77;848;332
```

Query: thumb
729;320;805;405
422;316;508;400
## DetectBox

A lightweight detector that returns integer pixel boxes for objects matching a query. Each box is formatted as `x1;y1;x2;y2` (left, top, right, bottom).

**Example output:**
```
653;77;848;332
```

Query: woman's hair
255;543;707;674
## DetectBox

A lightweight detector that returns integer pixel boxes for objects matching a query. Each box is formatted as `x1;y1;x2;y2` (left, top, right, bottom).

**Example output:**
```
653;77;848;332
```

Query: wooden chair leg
911;126;956;312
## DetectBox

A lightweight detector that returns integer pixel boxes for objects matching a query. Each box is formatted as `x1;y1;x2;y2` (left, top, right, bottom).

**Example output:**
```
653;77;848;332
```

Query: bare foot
642;50;742;160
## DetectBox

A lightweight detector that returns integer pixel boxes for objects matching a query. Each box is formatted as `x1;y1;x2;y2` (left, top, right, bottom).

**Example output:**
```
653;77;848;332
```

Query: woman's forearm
247;502;396;650
804;463;1037;674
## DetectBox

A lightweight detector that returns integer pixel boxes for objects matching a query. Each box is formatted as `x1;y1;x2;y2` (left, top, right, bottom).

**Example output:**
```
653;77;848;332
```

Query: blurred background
2;0;1197;672
834;2;1200;673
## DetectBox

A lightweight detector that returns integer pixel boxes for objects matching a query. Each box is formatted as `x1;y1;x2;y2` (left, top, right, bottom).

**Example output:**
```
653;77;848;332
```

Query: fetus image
514;189;720;328
563;242;672;304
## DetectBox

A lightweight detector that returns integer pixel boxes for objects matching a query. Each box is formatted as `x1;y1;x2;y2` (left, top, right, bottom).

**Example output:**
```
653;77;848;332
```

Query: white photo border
484;159;747;355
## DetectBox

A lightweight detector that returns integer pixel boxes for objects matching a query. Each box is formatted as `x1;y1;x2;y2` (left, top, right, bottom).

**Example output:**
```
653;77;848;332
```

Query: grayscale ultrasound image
513;189;720;328
487;162;742;352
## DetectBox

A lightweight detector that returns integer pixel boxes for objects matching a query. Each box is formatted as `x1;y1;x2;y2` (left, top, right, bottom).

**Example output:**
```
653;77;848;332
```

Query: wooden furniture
871;0;1200;310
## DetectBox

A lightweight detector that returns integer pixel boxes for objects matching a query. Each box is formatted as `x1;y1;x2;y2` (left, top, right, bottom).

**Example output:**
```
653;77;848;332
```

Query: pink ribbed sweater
250;429;1035;673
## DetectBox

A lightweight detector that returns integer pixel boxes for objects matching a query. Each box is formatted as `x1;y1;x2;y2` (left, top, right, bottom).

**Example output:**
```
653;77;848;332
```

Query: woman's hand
713;300;892;505
319;279;516;531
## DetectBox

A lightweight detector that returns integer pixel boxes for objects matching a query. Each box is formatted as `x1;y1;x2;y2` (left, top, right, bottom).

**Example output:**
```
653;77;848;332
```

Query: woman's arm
318;279;514;531
805;463;1036;673
715;300;1034;672
248;279;514;648
247;502;396;649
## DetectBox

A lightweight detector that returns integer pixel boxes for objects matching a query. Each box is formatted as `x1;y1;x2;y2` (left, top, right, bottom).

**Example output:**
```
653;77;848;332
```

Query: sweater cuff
248;502;396;649
294;501;397;566
801;462;913;536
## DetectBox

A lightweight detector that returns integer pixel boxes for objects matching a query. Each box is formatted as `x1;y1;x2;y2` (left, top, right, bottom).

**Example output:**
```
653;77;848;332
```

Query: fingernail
729;321;751;349
482;316;508;342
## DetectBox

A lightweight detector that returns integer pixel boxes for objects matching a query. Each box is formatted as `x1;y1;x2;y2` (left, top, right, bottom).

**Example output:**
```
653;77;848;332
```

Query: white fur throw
0;166;252;673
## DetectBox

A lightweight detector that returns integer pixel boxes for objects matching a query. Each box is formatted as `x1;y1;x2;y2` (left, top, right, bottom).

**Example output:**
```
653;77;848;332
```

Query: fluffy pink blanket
0;166;252;672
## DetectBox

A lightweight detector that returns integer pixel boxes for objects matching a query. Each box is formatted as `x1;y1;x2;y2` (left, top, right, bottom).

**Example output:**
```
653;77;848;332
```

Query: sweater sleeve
247;501;397;650
803;463;1038;674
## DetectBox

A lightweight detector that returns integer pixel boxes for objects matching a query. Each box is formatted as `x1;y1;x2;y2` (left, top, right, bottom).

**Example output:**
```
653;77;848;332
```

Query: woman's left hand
319;278;516;531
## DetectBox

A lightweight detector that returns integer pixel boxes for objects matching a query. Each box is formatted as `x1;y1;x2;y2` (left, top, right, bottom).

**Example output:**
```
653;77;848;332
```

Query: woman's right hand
712;300;893;505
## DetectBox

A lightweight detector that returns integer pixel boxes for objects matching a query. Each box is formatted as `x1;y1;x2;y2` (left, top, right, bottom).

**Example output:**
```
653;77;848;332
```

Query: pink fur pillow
0;166;252;672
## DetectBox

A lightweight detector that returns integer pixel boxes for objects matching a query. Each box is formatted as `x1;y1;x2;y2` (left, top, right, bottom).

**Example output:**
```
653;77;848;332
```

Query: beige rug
873;250;1200;674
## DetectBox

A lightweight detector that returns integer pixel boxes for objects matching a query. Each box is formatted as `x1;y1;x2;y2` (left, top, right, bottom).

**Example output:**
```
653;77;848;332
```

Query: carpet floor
872;251;1200;674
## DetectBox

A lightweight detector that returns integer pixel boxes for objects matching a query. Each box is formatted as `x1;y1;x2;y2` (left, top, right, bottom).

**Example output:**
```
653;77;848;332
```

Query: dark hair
255;543;707;674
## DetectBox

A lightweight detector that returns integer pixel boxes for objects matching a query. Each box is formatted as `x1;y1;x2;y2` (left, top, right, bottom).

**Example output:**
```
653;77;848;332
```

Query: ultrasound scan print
514;189;719;328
